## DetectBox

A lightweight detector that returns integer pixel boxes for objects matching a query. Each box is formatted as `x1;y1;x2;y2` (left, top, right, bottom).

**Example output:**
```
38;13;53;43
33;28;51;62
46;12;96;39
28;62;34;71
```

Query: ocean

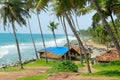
0;33;76;65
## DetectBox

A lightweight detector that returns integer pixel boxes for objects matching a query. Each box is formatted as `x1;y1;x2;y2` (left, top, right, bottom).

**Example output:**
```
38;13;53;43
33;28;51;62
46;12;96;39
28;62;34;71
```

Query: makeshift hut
38;47;80;60
71;46;93;58
96;50;119;63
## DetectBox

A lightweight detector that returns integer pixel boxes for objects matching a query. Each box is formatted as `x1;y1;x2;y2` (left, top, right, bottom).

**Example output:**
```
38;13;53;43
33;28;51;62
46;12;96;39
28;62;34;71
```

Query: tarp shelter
38;47;79;60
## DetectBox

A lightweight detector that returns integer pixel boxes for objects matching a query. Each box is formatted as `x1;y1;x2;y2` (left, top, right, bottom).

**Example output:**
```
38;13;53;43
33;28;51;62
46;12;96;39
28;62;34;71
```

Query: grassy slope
17;74;48;80
17;60;84;80
85;63;120;77
0;60;57;72
24;59;58;67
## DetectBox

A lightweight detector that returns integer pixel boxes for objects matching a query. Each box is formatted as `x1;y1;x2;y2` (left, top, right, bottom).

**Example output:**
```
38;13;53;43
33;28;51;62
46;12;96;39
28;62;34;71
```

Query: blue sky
0;11;95;34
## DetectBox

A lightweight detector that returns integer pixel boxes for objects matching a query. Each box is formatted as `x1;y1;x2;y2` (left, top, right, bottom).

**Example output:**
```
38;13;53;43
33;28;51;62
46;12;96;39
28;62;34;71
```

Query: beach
0;33;107;65
0;33;75;65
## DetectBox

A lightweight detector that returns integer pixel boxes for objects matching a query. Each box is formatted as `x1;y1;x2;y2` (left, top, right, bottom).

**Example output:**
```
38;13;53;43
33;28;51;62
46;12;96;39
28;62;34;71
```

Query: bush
109;60;120;65
53;60;78;72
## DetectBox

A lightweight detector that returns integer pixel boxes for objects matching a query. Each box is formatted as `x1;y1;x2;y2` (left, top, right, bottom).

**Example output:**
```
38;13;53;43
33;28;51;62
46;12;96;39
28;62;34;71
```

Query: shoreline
85;39;107;49
0;37;106;66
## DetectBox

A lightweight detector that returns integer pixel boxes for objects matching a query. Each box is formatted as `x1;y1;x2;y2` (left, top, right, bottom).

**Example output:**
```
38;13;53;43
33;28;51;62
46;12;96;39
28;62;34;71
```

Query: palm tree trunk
69;15;77;30
36;12;48;63
91;0;120;59
62;17;71;60
75;15;80;31
11;20;23;69
28;19;39;60
109;10;120;42
64;13;92;73
52;30;57;46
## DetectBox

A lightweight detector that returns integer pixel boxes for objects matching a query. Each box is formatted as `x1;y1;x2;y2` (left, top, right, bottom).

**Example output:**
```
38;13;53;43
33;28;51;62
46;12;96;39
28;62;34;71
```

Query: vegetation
0;66;22;72
17;73;48;80
48;60;78;72
85;60;120;77
17;60;84;80
1;0;120;75
48;21;59;46
24;59;58;67
88;19;120;44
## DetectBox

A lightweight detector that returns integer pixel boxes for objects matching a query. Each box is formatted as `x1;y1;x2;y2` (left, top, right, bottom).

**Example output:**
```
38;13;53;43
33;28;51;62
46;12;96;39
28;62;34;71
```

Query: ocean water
0;33;76;65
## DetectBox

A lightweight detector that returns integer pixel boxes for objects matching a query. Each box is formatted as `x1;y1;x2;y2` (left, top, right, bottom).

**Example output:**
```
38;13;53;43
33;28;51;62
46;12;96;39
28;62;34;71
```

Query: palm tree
91;0;120;42
91;0;120;58
0;0;29;69
51;0;91;73
60;16;71;60
28;18;39;60
24;0;39;60
48;21;59;46
35;0;49;63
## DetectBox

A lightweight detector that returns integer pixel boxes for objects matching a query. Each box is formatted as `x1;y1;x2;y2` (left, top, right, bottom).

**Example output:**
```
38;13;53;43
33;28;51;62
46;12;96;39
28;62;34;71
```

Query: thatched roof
71;46;92;54
40;52;63;59
96;50;119;62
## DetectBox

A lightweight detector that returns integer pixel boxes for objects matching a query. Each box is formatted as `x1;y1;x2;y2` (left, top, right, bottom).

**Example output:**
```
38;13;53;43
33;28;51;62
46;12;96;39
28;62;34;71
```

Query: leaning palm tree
60;17;71;60
28;19;39;60
51;0;91;73
24;0;39;60
48;21;59;46
34;0;50;63
0;0;29;69
91;0;120;58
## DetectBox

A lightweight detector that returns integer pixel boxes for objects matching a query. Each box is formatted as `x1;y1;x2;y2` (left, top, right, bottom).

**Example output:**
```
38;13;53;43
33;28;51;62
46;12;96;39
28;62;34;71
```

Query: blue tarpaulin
40;47;68;54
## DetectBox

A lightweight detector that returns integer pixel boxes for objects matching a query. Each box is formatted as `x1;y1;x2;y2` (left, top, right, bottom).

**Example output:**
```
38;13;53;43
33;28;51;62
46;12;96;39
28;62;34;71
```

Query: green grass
76;63;85;68
24;59;58;67
17;73;48;80
0;66;22;72
0;59;58;72
84;63;120;77
47;60;79;73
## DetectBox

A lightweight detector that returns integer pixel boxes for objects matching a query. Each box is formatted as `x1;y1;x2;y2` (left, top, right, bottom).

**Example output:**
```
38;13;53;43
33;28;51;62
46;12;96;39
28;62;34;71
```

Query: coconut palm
34;0;50;63
28;18;39;60
0;0;29;69
51;0;91;73
91;0;120;42
60;17;71;60
91;0;120;58
24;0;39;60
48;21;59;46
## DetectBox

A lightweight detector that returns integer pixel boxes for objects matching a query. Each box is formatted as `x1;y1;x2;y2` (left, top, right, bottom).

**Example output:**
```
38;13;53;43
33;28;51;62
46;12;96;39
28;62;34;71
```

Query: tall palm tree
28;18;39;60
91;0;120;58
51;0;91;73
24;0;39;60
48;21;59;46
91;0;120;42
60;16;71;60
0;0;29;69
35;0;49;63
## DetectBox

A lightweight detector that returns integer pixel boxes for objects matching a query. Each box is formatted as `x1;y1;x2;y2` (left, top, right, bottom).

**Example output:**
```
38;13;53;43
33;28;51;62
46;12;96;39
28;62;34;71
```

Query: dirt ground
0;66;50;80
46;64;118;80
0;64;118;80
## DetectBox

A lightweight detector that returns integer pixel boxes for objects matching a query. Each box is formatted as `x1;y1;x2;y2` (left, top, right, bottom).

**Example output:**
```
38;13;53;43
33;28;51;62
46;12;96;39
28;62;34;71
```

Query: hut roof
40;52;63;59
39;47;68;55
38;47;69;59
96;50;119;62
71;46;92;54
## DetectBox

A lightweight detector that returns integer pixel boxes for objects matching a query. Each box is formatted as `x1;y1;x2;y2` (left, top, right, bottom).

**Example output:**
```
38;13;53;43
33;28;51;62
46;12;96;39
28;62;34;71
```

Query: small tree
48;21;59;46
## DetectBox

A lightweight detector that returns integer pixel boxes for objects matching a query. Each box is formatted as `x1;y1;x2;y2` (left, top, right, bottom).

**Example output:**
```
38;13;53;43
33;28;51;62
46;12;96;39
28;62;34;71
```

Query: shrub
109;60;120;65
53;60;78;72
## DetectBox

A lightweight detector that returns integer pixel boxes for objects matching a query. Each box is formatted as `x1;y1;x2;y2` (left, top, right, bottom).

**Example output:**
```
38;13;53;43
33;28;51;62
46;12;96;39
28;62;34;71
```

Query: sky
0;11;95;34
